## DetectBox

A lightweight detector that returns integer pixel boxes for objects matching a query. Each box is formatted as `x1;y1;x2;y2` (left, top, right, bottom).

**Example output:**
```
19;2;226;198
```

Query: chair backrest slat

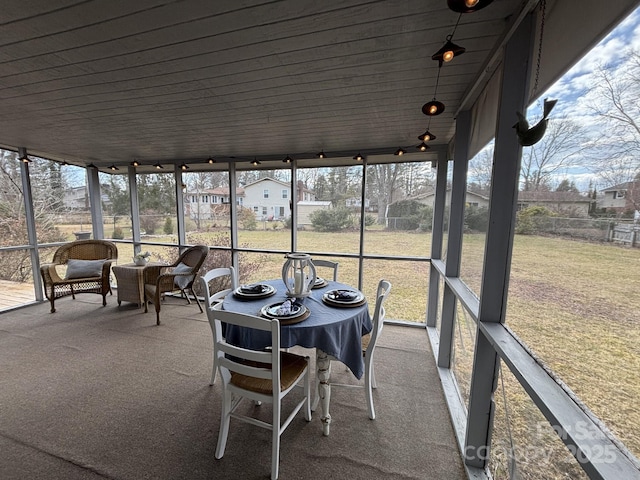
210;306;281;388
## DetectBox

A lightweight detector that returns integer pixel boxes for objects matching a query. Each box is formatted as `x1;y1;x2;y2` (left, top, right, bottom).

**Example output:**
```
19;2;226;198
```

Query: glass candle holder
281;253;317;299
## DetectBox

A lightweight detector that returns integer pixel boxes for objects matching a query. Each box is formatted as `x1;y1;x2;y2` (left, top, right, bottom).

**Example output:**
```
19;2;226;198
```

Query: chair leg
304;367;312;421
215;390;232;459
191;287;204;313
371;363;377;389
365;355;376;420
210;354;217;385
271;400;281;480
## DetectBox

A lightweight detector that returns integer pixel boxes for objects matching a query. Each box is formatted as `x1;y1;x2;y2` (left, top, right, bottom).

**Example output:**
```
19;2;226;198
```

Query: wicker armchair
143;245;209;325
40;239;118;313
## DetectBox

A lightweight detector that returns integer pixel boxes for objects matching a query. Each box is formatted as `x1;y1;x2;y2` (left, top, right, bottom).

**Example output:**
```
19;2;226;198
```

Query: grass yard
452;234;640;478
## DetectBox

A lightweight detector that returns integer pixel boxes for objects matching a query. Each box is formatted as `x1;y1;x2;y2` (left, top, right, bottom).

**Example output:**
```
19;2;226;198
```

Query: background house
597;181;639;216
243;177;317;220
185;187;244;221
400;188;490;209
243;177;293;220
517;190;591;217
63;185;111;211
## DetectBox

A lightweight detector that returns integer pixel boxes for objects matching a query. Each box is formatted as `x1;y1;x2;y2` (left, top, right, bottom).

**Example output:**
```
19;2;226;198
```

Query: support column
19;148;43;301
127;166;141;254
87;166;104;239
464;12;535;469
229;162;239;268
438;110;472;368
174;166;186;246
426;149;448;327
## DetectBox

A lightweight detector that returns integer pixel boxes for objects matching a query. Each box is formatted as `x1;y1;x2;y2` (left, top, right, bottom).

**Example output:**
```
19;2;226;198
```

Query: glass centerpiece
282;253;317;299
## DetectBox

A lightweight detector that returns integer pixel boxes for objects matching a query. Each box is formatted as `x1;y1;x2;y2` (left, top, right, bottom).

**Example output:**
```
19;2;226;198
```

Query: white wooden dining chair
326;279;391;420
200;266;238;385
209;304;312;480
311;259;339;281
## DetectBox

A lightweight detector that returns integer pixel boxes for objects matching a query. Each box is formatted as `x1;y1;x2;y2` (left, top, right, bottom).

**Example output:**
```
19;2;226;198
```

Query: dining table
222;278;372;436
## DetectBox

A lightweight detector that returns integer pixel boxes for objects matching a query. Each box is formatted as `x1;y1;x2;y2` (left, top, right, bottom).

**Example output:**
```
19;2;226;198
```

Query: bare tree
520;117;587;191
367;163;403;223
469;148;494;191
587;49;640;213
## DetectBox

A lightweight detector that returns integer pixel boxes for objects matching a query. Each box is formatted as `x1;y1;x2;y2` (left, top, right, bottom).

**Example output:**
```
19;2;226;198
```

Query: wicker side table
113;262;163;308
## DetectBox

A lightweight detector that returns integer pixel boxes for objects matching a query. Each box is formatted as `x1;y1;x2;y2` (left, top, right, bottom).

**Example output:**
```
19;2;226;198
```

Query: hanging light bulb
154;162;163;169
180;163;189;170
447;0;494;13
422;99;445;116
394;148;406;156
353;153;364;161
109;164;119;171
416;143;430;152
207;156;215;164
418;129;437;142
251;158;261;166
432;37;466;64
316;151;326;159
19;154;32;163
283;155;293;163
131;160;140;167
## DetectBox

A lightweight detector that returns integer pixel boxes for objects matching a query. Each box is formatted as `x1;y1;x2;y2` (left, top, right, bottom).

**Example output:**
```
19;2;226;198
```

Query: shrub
111;226;124;239
238;207;257;230
163;217;173;235
516;206;556;235
310;207;352;232
387;200;433;231
140;210;159;235
465;206;489;232
364;214;376;227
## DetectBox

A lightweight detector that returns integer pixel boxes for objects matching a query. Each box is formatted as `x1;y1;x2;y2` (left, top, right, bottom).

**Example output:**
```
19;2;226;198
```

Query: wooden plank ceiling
0;0;525;172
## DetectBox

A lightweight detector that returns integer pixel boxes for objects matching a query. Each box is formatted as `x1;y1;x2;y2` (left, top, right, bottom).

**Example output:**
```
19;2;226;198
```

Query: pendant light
353;153;364;161
447;0;494;13
418;129;437;142
394;147;406;156
416;143;430;152
422;64;445;116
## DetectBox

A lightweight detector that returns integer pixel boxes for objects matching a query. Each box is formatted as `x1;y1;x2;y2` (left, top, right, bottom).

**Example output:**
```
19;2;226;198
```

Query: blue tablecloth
222;279;372;379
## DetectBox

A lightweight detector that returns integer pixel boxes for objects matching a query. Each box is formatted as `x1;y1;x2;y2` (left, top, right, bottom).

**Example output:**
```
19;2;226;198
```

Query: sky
519;5;640;191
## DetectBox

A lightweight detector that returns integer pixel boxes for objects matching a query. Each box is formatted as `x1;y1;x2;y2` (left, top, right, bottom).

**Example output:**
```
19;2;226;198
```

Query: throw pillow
173;262;194;290
65;259;106;279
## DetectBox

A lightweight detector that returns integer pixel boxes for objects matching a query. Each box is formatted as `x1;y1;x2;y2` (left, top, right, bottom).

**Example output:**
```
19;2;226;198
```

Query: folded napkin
240;284;264;294
333;290;358;300
276;299;293;316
